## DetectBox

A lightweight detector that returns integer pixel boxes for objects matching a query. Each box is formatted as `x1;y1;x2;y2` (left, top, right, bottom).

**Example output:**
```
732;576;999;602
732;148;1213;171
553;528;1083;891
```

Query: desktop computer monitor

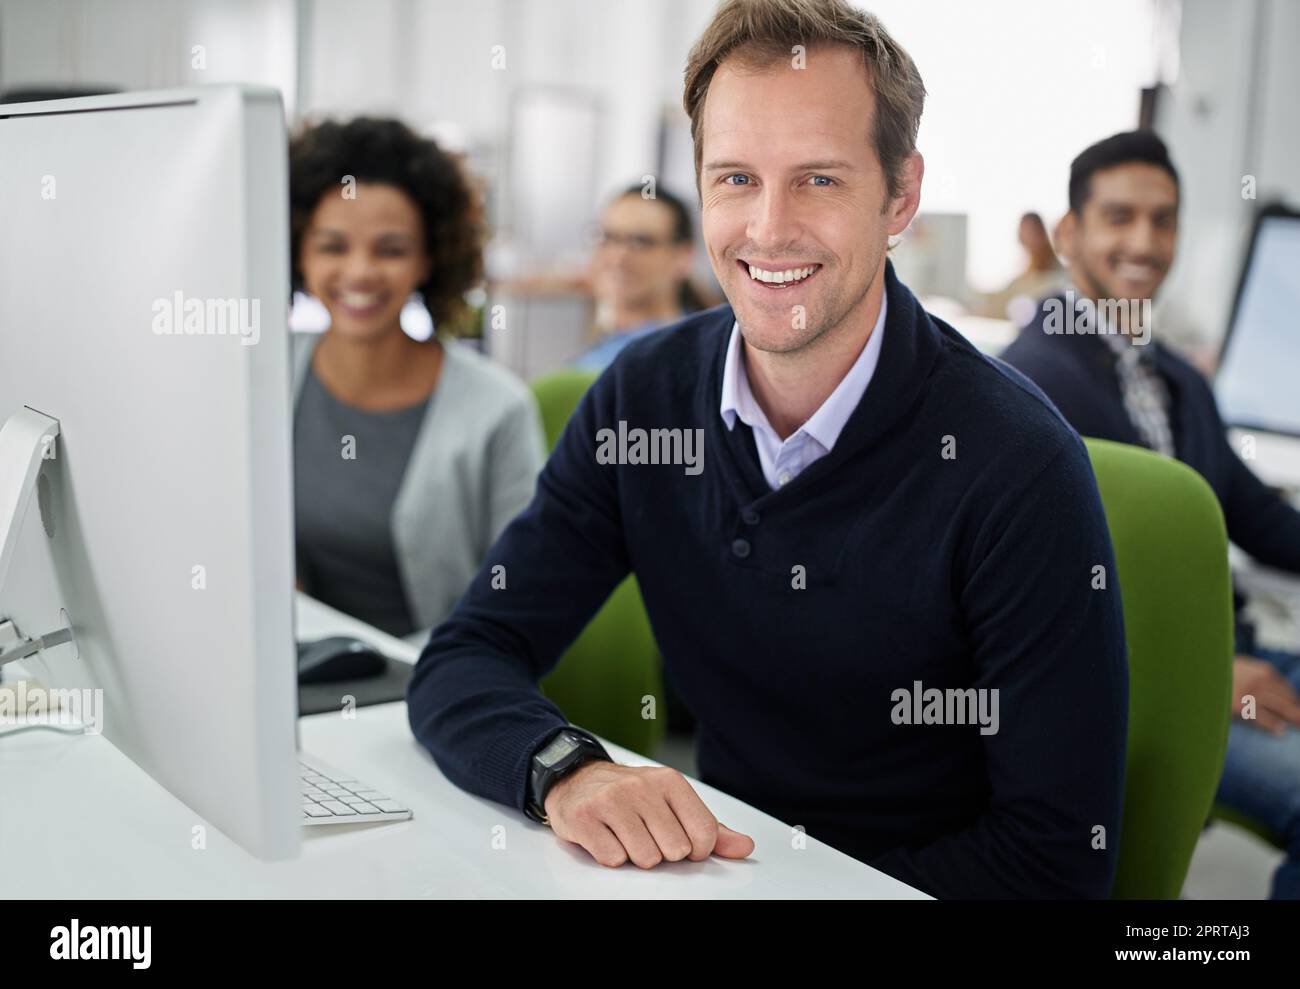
1215;203;1300;490
0;86;300;860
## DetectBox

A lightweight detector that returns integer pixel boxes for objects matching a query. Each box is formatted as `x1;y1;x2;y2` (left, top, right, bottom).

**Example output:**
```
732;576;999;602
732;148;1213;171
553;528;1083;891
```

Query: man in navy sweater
1001;130;1300;898
408;0;1128;899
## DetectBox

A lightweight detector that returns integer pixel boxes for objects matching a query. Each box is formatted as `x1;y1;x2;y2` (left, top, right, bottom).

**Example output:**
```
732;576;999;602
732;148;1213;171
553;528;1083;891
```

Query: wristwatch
524;727;611;825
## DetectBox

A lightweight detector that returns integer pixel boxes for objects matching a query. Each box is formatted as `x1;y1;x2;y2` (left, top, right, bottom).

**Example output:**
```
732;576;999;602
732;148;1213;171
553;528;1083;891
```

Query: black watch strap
524;727;611;825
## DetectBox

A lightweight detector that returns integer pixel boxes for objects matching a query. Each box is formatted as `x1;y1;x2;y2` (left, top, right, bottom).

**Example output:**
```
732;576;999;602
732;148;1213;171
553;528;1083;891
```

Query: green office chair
1084;438;1234;899
529;370;666;756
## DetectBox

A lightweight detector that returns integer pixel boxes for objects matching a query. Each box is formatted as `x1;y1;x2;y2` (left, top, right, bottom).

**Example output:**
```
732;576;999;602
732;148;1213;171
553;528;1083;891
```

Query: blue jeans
1215;647;1300;899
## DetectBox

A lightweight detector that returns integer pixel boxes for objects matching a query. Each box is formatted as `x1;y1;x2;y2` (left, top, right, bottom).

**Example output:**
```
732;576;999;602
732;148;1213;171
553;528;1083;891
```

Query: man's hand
543;761;755;868
1232;655;1300;735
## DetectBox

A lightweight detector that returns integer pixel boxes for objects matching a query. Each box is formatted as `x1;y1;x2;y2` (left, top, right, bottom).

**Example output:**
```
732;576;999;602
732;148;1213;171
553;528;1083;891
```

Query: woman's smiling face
299;182;431;340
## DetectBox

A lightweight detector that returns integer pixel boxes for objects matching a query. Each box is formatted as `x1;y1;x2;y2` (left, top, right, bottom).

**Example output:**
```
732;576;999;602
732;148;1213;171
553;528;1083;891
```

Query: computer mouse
297;636;388;684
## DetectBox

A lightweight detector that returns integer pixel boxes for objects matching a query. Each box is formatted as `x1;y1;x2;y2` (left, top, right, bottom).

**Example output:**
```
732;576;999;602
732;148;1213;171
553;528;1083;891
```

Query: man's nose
747;187;799;253
1126;217;1160;258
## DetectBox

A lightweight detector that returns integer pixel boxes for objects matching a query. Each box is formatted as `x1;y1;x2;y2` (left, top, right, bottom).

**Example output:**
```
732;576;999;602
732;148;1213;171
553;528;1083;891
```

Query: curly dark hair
289;117;484;331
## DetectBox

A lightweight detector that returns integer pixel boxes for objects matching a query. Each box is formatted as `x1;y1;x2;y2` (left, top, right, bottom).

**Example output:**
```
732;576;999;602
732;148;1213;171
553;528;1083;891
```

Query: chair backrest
529;370;665;755
530;370;599;452
1084;438;1233;899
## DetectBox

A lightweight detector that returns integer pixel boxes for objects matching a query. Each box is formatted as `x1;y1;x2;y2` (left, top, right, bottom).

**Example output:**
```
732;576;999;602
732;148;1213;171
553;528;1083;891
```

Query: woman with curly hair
289;117;544;639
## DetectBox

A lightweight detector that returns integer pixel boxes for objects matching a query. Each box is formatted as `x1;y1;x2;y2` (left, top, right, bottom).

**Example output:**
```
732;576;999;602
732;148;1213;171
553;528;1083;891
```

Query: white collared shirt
719;294;887;490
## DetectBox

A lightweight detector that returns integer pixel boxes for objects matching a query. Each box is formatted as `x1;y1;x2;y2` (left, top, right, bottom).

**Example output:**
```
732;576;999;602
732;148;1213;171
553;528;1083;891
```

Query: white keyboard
300;758;412;826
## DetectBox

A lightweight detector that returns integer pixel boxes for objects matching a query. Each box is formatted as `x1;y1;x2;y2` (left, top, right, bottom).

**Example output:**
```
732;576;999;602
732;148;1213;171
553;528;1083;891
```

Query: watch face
538;732;580;768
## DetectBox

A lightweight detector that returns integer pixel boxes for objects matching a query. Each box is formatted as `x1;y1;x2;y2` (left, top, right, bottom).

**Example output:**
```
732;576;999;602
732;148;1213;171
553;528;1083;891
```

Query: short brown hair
683;0;925;200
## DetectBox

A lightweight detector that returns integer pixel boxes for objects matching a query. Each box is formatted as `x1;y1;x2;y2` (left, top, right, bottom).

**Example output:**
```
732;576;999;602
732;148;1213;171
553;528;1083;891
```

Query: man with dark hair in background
1002;129;1300;899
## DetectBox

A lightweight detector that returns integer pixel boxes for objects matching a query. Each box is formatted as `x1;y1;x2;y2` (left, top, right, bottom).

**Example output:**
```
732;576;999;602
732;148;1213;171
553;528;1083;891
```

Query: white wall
1158;0;1300;349
0;0;297;113
298;0;678;272
866;0;1161;292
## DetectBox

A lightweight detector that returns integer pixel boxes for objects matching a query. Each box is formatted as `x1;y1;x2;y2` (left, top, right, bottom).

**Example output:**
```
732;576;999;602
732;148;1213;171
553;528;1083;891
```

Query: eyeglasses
591;228;676;252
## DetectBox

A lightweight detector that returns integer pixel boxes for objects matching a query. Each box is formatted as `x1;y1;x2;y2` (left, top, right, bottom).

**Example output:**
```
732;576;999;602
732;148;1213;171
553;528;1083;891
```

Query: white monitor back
0;86;299;861
1215;208;1300;491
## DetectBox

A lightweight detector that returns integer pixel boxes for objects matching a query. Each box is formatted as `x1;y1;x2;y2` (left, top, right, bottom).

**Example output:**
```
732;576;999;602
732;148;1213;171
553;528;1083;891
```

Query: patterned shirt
1098;322;1175;457
1069;283;1175;457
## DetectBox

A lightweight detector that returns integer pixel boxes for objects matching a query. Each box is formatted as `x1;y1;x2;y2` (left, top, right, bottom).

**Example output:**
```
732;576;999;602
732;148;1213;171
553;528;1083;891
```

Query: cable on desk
0;723;88;739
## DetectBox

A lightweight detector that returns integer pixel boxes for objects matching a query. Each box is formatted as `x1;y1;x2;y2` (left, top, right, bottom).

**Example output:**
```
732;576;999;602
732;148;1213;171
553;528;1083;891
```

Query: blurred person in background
289;117;545;641
1001;130;1300;899
572;184;705;371
976;211;1065;322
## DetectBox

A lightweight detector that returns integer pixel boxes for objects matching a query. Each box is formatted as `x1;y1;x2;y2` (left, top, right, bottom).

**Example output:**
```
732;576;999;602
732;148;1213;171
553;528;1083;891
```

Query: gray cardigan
291;332;546;639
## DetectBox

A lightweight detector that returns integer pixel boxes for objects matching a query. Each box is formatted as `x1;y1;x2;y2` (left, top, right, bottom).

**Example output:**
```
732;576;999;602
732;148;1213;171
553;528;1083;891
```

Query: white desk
1230;549;1300;651
0;595;927;899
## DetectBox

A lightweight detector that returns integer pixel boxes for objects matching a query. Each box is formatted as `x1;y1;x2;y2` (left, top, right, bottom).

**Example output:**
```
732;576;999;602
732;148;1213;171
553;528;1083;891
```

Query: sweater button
741;509;760;525
731;538;751;558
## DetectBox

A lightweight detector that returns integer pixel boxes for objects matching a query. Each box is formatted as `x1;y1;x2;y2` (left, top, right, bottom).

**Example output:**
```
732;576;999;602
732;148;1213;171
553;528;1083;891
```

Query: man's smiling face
700;44;909;355
1064;162;1179;305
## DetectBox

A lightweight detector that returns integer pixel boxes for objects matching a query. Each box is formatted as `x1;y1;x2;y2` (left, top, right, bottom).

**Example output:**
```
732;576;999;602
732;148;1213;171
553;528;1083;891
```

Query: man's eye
809;175;833;186
724;174;750;186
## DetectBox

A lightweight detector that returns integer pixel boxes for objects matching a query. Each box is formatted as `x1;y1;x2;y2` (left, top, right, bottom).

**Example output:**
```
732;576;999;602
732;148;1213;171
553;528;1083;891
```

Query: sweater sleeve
406;374;630;810
1209;397;1300;573
869;438;1129;898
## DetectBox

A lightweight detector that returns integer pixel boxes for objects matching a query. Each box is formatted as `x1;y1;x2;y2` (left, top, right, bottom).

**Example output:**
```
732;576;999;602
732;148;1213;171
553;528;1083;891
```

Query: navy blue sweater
408;265;1128;899
1001;297;1300;649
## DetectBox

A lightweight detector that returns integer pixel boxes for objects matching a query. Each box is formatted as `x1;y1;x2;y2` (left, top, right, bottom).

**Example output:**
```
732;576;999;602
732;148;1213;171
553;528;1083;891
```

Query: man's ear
1054;211;1076;262
886;152;924;238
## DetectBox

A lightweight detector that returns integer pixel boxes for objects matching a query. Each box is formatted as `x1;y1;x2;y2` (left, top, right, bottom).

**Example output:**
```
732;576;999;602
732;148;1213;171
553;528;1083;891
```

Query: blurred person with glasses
572;184;706;371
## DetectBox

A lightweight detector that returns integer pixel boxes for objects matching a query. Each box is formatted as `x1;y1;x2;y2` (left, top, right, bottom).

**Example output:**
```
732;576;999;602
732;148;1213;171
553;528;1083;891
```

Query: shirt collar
1099;328;1140;363
1065;281;1156;364
720;292;888;451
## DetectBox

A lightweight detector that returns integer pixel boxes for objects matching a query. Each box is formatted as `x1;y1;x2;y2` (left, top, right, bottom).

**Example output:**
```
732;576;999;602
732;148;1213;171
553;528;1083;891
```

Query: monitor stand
0;406;74;668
